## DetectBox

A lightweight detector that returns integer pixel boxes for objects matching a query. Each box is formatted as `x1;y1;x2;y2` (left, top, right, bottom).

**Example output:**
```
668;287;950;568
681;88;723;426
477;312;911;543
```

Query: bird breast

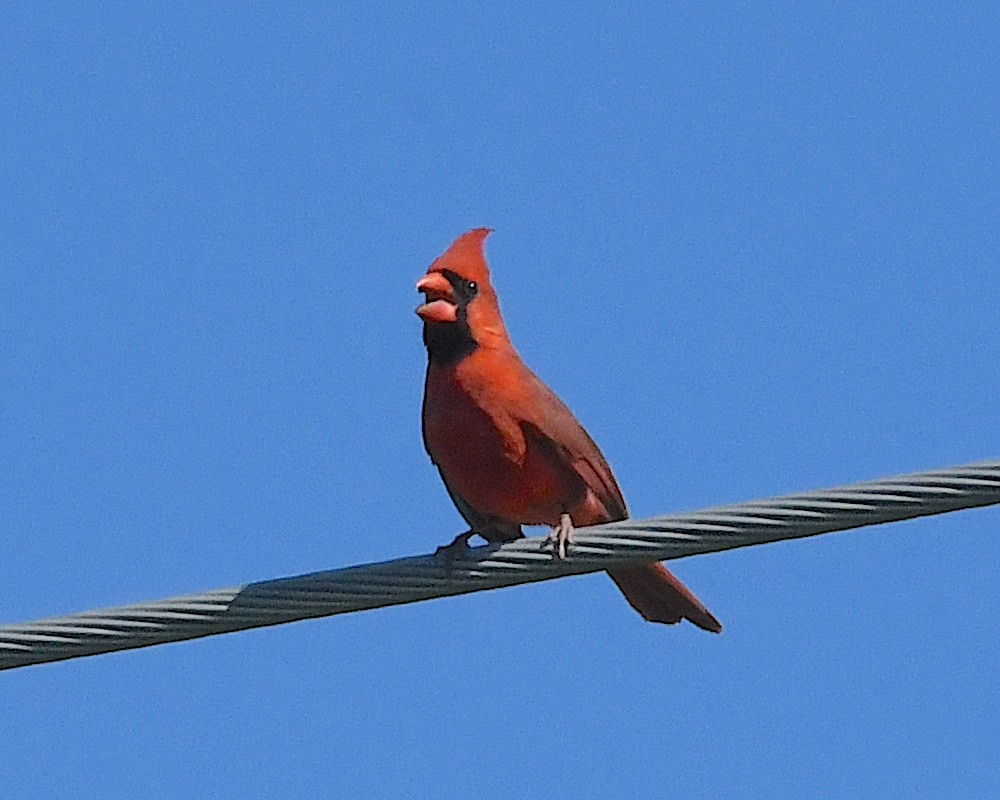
422;361;582;526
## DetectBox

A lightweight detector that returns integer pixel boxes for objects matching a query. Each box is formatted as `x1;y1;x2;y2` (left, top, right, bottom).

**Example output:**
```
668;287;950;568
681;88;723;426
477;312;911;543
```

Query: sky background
2;3;998;798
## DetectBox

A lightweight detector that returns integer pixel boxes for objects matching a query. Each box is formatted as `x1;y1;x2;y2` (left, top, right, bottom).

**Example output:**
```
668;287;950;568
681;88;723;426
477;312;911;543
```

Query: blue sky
2;3;998;797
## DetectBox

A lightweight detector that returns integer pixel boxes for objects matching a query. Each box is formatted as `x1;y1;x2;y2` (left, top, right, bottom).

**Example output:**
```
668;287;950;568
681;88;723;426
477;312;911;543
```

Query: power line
2;459;997;671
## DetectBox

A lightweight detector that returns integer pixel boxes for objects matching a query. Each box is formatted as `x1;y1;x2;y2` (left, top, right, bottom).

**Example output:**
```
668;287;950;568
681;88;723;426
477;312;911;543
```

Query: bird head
416;228;509;360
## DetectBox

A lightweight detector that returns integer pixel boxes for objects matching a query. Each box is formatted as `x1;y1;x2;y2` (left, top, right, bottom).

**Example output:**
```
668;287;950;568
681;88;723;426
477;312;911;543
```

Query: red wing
517;370;628;524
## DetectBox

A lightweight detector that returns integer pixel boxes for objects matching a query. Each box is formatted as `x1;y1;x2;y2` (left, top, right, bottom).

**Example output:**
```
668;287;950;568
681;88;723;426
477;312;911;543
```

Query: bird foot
435;530;474;575
542;513;574;560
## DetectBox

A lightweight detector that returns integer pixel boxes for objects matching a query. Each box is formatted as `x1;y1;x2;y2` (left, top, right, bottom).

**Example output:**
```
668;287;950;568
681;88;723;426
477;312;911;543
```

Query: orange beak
416;272;459;323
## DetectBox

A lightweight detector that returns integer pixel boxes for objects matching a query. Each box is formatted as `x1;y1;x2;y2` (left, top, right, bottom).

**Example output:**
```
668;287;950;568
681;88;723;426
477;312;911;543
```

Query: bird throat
423;315;478;366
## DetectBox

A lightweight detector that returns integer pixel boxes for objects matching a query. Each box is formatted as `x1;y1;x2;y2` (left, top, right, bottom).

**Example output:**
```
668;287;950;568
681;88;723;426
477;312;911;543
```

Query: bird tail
606;562;722;633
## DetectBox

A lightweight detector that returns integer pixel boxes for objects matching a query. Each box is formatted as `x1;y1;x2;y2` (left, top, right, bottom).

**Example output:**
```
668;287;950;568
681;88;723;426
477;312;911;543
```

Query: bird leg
542;513;574;560
435;530;475;575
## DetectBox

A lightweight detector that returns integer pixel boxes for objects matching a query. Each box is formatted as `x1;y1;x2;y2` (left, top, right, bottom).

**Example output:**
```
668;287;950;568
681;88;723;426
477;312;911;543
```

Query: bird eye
467;281;478;295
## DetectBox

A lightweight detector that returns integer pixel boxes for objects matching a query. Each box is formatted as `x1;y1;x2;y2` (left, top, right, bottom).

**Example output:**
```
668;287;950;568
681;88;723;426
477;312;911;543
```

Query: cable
2;459;997;671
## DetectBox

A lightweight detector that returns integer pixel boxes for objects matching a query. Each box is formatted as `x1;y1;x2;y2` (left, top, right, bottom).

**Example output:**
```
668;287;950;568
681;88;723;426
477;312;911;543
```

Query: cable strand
2;460;997;670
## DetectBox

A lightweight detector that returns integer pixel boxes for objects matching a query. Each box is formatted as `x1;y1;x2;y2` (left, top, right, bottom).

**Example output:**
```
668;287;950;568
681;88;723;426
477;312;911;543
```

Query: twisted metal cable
2;460;998;671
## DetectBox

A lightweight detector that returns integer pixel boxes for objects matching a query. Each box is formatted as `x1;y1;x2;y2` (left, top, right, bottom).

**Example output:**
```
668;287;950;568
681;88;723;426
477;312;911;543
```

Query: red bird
416;228;721;632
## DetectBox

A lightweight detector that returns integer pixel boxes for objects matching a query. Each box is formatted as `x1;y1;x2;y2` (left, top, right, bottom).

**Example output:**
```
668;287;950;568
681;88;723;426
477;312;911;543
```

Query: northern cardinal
416;228;721;632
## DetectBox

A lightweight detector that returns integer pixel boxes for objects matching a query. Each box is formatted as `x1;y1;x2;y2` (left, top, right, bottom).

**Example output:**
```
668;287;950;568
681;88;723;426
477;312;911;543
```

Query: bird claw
542;513;574;560
436;530;474;576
